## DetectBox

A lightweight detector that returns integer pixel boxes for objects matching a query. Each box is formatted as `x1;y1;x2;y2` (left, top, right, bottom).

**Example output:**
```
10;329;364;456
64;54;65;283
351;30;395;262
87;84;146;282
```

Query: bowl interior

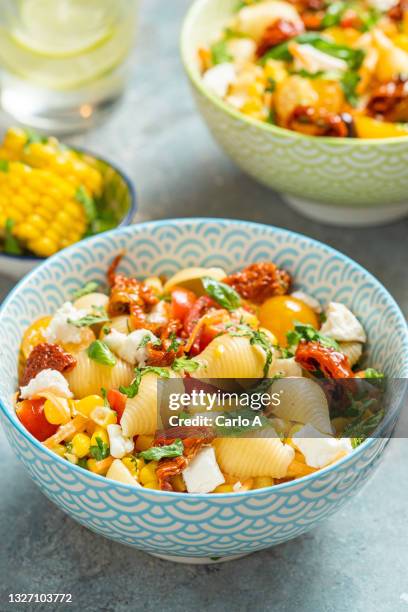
1;219;407;438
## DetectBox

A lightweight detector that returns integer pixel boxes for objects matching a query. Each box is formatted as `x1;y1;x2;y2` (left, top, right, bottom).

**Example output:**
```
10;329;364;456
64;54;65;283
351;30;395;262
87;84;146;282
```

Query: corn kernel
134;434;155;452
87;457;114;475
213;484;234;493
144;481;160;490
43;398;71;425
253;477;274;489
71;433;92;458
91;428;109;448
139;461;159;485
122;457;138;477
74;394;105;417
170;473;186;492
51;444;67;458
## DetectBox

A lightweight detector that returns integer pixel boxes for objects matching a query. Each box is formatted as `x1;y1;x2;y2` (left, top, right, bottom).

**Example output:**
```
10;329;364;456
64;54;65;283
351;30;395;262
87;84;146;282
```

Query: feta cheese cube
320;302;366;342
44;301;88;345
293;424;352;468
107;425;135;459
182;446;225;493
20;368;73;399
104;328;158;366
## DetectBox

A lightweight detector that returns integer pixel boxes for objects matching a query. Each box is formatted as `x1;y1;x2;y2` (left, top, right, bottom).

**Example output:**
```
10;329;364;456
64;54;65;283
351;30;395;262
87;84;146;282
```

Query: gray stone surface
0;1;408;610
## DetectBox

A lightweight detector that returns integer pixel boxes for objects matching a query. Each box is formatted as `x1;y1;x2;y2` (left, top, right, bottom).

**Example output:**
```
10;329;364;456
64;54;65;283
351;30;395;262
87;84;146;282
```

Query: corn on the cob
0;161;88;257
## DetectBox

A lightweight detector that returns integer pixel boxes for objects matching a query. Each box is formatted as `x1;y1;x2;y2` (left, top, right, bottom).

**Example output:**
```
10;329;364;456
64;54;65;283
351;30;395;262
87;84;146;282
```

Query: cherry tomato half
258;295;319;346
16;398;58;442
107;389;127;421
170;287;197;323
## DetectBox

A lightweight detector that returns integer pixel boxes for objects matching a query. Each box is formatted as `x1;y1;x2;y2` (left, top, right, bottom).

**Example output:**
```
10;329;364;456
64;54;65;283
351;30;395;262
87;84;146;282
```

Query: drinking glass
0;0;138;133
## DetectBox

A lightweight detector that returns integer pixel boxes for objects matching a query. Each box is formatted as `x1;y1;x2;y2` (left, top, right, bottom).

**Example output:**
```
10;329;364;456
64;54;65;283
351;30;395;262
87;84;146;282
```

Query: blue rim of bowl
180;0;408;146
0;148;137;264
0;218;407;499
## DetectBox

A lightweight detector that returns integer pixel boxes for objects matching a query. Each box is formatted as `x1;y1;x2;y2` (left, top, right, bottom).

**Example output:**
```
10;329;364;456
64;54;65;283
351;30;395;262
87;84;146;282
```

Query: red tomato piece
170;287;197;323
107;389;127;420
183;295;214;335
16;398;58;442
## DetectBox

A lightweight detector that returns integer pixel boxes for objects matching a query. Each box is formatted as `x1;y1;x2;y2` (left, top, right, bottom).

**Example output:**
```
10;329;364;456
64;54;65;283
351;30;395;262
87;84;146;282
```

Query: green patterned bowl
181;0;408;226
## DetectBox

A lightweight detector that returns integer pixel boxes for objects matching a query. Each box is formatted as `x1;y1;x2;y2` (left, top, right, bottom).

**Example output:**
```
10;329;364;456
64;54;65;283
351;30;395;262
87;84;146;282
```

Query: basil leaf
211;40;232;65
90;436;110;460
4;218;23;255
166;332;181;353
139;439;184;461
87;340;117;366
76;185;97;222
259;32;323;62
321;1;346;28
286;323;340;351
202;277;240;311
68;308;110;328
229;325;273;377
0;159;9;172
72;281;99;300
340;70;361;106
312;39;365;70
120;366;170;398
362;368;384;379
342;409;384;439
172;357;199;373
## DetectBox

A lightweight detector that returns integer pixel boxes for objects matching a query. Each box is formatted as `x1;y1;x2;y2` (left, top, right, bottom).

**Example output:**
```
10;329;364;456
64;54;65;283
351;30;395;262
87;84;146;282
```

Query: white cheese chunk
106;459;141;486
367;0;398;11
20;368;73;399
320;302;366;342
291;290;322;313
44;301;88;345
104;328;158;366
203;63;236;98
292;43;348;74
182;446;225;493
107;424;135;459
293;424;352;468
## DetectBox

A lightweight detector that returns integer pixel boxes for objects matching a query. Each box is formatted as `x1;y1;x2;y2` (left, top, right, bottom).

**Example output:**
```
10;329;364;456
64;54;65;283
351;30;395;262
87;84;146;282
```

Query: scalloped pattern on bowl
0;219;407;560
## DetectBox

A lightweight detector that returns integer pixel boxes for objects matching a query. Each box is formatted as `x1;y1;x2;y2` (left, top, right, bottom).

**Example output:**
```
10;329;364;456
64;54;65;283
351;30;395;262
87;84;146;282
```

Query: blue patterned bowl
0;219;407;564
181;0;408;226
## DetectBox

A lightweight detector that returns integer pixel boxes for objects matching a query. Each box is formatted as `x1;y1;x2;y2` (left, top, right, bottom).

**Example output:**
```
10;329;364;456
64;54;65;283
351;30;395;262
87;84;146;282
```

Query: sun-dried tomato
107;254;158;317
154;427;214;490
257;19;304;57
301;10;324;29
388;0;407;20
223;262;291;304
21;343;76;386
367;77;408;123
295;341;354;378
287;106;351;137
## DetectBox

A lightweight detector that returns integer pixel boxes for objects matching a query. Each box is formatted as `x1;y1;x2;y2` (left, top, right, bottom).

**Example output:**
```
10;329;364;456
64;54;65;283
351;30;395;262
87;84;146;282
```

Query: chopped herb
266;108;276;124
321;2;346;28
138;333;161;349
101;387;109;408
342;409;384;439
90;436;110;461
72;281;99;300
0;159;9;172
265;77;276;92
202;277;241;311
229;325;274;377
77;457;89;469
259;32;323;62
224;27;248;39
286;323;340;352
120;366;170;399
68;307;110;328
166;332;181;353
76;185;97;222
211;39;232;65
340;70;361;106
4;218;22;255
360;7;381;31
139;439;184;461
102;326;111;335
362;368;384;379
292;69;326;79
172;356;200;373
87;340;117;367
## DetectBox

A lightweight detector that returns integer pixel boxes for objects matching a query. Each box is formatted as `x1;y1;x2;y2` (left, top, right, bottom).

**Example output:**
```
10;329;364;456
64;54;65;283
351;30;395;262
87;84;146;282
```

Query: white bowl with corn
0;127;136;279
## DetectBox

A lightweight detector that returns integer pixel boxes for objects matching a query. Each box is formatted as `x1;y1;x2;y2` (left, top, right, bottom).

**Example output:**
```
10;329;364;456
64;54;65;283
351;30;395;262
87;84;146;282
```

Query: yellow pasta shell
163;266;226;295
65;349;134;398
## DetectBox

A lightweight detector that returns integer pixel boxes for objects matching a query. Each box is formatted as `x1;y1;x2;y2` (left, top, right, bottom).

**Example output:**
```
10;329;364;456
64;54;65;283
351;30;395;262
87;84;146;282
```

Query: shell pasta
15;258;384;494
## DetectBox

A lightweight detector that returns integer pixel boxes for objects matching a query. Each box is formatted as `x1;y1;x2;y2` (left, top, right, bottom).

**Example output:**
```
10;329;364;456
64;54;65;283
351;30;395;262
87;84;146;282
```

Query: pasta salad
198;0;408;138
16;257;385;494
